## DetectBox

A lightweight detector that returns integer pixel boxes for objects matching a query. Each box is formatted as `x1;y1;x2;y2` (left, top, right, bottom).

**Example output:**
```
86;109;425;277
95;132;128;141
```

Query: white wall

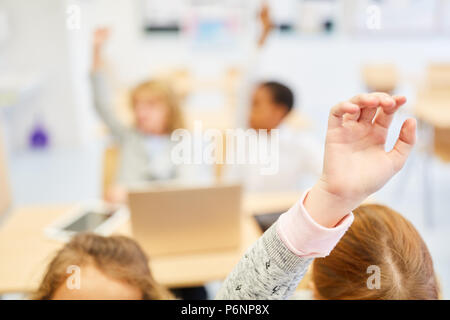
75;0;450;131
0;0;94;150
1;0;450;150
0;0;251;150
259;36;450;127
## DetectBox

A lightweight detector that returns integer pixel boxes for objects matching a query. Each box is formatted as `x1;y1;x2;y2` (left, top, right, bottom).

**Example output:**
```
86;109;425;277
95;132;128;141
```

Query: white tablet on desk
45;201;129;242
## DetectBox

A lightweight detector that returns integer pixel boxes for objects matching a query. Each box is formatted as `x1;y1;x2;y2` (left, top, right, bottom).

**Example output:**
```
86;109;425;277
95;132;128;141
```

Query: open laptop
0;124;11;223
128;184;242;256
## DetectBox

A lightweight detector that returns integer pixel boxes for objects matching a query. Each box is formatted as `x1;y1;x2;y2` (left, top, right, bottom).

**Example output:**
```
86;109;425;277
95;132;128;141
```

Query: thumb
388;118;417;171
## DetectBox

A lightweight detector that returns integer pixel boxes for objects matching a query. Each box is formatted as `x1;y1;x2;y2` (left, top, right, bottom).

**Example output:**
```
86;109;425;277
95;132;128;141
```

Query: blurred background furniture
362;63;399;94
102;145;120;200
414;62;450;227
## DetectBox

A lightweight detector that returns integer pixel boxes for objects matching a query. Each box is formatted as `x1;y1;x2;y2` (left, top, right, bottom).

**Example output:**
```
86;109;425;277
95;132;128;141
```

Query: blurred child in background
91;28;184;203
229;4;322;192
91;28;212;300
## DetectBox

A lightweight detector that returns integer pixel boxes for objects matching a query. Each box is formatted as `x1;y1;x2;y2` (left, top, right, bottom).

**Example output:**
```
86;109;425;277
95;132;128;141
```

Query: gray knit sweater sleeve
90;70;129;141
216;222;312;300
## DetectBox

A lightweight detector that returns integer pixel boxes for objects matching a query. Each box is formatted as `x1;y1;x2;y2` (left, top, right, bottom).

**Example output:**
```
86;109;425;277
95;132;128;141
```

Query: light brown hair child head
312;204;439;300
34;233;173;300
130;80;184;135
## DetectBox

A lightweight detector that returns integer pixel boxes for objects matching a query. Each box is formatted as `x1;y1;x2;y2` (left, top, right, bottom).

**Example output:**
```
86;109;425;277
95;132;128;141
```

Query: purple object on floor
30;124;49;149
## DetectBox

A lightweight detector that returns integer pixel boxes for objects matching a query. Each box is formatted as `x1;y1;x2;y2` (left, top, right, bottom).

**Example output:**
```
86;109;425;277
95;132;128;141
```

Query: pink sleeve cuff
276;189;354;258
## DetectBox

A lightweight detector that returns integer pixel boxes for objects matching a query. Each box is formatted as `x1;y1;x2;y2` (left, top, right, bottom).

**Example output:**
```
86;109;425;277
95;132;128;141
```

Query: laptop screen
0;125;11;219
253;212;284;232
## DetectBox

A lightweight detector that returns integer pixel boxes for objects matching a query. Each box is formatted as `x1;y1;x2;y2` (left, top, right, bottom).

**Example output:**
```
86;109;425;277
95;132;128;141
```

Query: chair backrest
426;63;450;90
434;127;450;162
102;145;120;199
362;63;398;94
415;63;450;162
0;124;12;220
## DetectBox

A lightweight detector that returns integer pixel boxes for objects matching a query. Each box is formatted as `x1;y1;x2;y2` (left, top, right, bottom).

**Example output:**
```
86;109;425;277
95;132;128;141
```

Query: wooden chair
426;62;450;90
163;67;243;182
434;127;450;162
413;62;450;227
102;145;120;200
362;63;398;94
165;67;242;131
415;63;450;162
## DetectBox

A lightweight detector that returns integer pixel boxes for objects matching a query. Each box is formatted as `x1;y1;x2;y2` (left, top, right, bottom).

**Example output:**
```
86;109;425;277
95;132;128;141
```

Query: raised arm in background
234;2;274;129
216;93;416;299
257;3;273;48
90;27;129;141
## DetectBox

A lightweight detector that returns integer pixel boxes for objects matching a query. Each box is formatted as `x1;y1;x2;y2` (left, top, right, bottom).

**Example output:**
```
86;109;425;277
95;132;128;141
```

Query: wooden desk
0;193;378;295
243;192;302;216
0;205;262;294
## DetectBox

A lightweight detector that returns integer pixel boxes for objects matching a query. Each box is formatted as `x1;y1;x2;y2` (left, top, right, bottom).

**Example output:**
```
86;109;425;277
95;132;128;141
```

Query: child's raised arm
216;93;416;300
304;93;415;228
257;2;273;48
90;27;129;141
92;27;109;71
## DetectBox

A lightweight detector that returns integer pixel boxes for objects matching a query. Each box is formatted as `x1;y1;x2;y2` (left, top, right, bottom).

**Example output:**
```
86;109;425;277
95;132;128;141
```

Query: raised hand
305;93;416;228
93;27;110;50
258;2;273;48
260;3;273;33
92;27;110;71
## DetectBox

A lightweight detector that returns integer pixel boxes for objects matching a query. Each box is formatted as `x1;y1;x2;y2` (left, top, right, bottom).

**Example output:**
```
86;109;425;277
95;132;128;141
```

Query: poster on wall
296;0;338;34
142;0;186;32
142;0;247;48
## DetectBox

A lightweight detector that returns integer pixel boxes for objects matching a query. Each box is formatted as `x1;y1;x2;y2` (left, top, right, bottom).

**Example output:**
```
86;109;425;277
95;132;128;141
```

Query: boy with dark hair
228;3;322;193
249;81;295;131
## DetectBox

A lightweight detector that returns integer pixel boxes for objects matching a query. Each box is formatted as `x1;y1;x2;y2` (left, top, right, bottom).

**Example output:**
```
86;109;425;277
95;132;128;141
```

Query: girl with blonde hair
91;28;185;203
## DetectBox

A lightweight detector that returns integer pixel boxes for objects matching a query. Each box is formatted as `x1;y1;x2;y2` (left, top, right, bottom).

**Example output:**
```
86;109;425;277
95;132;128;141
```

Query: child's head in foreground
34;205;438;300
130;80;184;135
312;204;439;300
33;233;172;300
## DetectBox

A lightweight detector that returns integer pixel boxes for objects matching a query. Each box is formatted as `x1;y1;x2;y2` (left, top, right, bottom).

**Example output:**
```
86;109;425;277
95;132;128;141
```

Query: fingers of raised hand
388;118;417;171
373;95;407;129
330;93;407;129
329;101;360;128
94;27;110;44
350;93;395;123
329;93;380;128
393;95;407;109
